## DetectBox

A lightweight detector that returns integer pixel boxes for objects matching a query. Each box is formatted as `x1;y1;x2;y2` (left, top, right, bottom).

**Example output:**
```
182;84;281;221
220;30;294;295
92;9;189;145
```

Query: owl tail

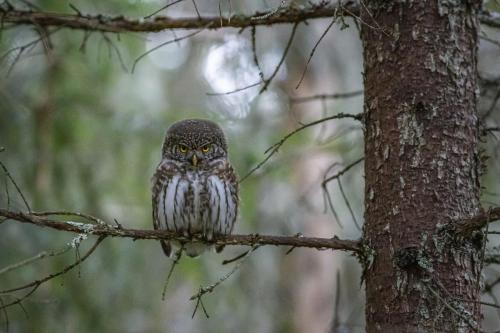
184;243;208;258
161;241;210;258
160;240;172;257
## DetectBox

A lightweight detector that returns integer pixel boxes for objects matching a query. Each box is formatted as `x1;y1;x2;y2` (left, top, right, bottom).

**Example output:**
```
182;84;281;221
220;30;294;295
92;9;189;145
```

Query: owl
152;119;238;258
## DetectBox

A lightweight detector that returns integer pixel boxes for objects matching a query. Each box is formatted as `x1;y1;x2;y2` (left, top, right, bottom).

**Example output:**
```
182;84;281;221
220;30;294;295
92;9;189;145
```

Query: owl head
161;119;228;168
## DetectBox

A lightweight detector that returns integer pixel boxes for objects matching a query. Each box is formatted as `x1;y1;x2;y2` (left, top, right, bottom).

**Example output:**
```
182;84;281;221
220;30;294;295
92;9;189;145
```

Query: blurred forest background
0;0;499;332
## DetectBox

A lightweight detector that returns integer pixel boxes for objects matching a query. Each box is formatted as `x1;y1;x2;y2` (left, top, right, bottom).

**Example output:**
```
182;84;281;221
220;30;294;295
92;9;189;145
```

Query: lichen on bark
361;0;482;331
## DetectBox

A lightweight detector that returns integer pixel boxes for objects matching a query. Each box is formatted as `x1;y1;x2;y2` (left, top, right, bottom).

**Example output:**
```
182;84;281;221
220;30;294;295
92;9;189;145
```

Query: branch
450;207;500;235
0;3;359;33
0;209;361;253
239;112;362;182
290;90;363;104
0;236;105;310
1;5;498;34
479;10;500;30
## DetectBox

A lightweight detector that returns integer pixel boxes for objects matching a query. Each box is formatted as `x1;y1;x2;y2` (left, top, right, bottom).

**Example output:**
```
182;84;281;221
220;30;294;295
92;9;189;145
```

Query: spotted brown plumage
152;119;238;257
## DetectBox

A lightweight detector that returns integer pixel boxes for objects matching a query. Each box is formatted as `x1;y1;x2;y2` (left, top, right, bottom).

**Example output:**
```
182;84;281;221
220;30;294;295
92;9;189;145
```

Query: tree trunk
361;1;482;332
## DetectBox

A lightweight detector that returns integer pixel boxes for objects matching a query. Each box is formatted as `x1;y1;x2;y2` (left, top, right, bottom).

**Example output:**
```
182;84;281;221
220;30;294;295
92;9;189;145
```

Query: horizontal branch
479;10;500;30
450;207;500;235
0;3;357;33
1;5;498;34
0;209;361;253
290;90;364;104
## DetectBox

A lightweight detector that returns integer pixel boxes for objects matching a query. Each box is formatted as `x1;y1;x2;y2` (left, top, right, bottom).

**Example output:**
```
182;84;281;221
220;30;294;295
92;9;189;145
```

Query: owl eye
201;145;210;153
178;145;188;153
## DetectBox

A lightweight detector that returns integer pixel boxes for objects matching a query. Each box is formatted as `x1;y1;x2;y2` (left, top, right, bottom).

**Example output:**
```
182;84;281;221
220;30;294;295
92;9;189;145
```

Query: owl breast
153;164;238;240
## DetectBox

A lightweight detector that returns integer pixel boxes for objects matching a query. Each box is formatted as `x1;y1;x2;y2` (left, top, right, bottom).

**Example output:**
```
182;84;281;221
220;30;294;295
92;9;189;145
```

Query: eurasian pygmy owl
152;119;238;257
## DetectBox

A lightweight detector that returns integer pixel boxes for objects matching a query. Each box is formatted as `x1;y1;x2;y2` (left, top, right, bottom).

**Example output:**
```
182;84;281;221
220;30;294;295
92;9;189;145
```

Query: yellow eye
201;145;210;153
179;145;188;153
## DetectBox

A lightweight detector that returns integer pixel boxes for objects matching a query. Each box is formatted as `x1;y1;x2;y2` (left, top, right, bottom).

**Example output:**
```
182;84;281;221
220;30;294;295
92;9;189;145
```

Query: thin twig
0;27;60;76
322;157;365;186
426;284;480;332
144;0;185;19
0;245;72;276
0;161;31;212
0;236;105;310
239;113;362;183
331;270;341;331
259;22;298;94
132;26;208;73
321;158;364;228
191;0;201;20
337;177;361;231
295;17;336;90
0;297;8;332
206;81;261;96
480;35;500;48
290;90;364;104
101;33;128;72
32;210;105;225
481;90;500;121
190;245;259;317
251;26;264;82
161;246;183;300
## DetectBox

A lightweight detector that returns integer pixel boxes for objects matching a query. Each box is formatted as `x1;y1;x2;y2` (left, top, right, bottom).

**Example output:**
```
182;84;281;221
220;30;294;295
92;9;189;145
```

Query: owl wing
213;160;239;253
152;160;178;257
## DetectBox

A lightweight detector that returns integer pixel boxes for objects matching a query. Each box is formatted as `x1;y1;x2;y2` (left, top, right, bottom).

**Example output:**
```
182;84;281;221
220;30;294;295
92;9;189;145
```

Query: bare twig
190;245;259;318
321;158;364;228
290;90;364;104
322;157;364;187
0;209;361;252
481;90;500;121
206;81;261;96
426;285;480;331
0;236;105;311
480;35;500;48
239;112;362;183
0;245;72;276
331;270;341;332
0;27;60;76
295;17;336;90
191;0;201;20
161;246;183;301
322;165;343;228
132;26;207;72
0;161;31;212
32;210;106;225
101;33;128;72
0;297;8;332
144;0;185;19
259;22;298;94
337;177;361;231
251;26;264;82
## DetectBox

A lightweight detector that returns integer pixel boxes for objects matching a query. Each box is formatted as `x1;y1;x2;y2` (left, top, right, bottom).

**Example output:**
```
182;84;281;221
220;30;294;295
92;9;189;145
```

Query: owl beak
191;154;198;167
